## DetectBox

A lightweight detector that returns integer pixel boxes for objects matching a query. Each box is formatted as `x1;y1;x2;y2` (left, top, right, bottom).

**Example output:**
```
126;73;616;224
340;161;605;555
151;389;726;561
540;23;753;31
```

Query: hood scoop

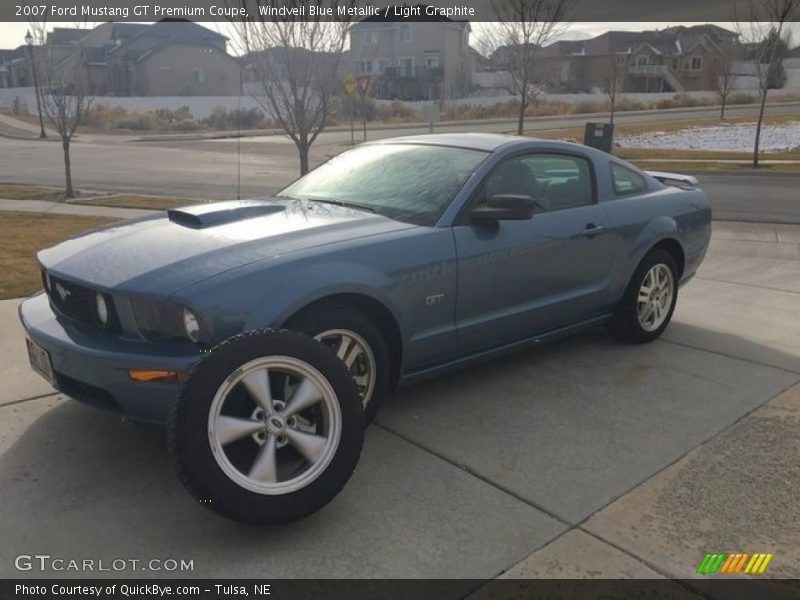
168;200;286;228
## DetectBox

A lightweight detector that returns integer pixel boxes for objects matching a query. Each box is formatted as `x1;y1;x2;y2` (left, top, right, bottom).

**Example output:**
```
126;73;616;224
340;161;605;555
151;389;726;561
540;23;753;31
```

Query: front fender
245;260;406;335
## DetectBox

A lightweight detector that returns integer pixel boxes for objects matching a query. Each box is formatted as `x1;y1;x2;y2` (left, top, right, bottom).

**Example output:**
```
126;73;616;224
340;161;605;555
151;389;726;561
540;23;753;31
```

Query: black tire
168;329;364;525
609;248;679;344
286;303;390;424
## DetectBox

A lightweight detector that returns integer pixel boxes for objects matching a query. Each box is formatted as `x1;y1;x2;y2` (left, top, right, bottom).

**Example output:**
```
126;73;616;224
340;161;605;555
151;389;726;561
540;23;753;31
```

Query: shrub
202;105;267;130
728;92;757;105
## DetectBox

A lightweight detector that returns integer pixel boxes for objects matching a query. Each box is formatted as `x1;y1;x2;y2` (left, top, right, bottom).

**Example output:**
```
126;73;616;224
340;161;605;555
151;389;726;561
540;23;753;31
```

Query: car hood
38;198;415;296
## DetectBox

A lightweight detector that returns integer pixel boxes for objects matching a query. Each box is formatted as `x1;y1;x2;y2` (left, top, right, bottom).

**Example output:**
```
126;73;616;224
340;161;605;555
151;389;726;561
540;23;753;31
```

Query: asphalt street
0;102;798;222
1;222;799;583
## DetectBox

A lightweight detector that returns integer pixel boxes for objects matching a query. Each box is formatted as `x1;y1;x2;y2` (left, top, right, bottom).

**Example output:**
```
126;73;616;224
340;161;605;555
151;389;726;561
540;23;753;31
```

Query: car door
453;151;618;355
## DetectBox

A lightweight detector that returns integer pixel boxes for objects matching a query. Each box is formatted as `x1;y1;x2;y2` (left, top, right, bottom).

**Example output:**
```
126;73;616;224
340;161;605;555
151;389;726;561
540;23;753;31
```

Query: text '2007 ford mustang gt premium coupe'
20;134;711;524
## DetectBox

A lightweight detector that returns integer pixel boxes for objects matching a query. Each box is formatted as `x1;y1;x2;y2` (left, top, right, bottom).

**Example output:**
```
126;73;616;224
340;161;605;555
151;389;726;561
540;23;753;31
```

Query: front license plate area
26;338;55;385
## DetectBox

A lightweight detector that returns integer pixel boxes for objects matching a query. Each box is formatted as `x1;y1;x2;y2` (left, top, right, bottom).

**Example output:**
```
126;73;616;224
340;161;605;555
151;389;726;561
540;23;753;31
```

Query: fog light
96;293;109;325
183;307;201;342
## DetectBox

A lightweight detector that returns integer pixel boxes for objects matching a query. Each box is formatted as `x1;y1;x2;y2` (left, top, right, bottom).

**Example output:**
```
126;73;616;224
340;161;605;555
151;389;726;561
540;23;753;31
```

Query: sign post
423;102;440;134
343;74;357;145
355;74;372;142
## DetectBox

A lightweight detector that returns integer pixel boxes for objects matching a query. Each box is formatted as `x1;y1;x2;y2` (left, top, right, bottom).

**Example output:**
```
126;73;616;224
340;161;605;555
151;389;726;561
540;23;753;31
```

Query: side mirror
470;194;537;222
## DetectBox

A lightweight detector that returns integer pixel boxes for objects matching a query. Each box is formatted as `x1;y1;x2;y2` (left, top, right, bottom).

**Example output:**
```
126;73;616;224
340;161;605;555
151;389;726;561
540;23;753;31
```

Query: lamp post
25;30;47;139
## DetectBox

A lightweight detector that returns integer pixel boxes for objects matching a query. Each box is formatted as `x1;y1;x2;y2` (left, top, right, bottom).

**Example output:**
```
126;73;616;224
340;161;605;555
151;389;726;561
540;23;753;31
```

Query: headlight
95;293;109;326
183;307;201;342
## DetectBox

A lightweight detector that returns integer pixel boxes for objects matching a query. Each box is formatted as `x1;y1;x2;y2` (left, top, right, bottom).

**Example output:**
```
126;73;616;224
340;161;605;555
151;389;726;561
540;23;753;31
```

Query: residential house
0;20;241;96
348;10;473;100
0;48;25;88
529;25;741;94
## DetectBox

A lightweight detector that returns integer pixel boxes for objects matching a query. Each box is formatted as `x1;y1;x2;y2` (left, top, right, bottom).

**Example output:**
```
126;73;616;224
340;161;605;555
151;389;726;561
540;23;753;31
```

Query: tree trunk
297;141;310;176
753;89;768;168
609;97;615;125
720;95;726;120
517;85;527;136
62;138;74;198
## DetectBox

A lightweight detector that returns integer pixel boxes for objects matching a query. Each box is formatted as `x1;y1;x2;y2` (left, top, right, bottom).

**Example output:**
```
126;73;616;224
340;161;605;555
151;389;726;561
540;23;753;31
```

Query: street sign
355;74;372;96
343;73;357;95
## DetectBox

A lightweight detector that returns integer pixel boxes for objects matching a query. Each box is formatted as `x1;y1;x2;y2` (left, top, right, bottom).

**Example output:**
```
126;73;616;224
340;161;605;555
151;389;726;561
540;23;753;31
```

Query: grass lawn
0;212;116;300
0;184;202;210
0;184;73;202
73;194;202;210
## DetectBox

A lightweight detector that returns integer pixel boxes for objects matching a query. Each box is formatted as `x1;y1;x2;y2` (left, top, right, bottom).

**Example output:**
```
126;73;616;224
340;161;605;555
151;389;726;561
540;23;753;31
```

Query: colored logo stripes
697;552;773;574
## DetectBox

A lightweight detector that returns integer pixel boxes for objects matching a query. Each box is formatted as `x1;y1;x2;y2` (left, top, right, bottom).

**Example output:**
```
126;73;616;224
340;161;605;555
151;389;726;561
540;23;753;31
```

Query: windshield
279;143;488;226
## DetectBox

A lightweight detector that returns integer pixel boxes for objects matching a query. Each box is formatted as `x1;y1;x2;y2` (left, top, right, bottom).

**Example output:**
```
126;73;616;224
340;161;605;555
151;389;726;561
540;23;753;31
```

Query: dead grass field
73;194;201;210
0;184;201;210
0;184;73;202
0;212;116;300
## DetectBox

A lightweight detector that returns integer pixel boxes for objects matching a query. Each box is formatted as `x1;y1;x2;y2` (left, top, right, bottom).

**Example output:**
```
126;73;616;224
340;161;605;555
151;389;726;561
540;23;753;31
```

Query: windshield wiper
302;196;377;214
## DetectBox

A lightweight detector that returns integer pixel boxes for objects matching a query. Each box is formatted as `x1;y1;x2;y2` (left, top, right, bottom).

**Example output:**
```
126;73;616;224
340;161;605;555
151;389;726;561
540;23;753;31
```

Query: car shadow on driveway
378;326;799;525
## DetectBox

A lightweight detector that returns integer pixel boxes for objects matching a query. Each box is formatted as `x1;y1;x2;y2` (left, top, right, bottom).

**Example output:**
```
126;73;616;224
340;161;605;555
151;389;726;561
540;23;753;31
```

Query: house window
192;68;206;84
636;55;648;66
616;55;626;65
425;55;440;69
398;57;414;77
356;59;373;74
378;59;394;73
672;58;679;70
690;57;702;70
398;24;412;43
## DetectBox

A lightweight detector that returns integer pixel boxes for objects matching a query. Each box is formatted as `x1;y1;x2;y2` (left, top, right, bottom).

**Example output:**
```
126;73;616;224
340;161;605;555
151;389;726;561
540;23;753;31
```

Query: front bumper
19;293;202;425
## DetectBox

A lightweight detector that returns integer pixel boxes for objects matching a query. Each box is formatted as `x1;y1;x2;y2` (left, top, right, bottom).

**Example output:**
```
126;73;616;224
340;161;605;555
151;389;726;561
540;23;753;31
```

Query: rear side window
481;153;594;212
611;162;648;196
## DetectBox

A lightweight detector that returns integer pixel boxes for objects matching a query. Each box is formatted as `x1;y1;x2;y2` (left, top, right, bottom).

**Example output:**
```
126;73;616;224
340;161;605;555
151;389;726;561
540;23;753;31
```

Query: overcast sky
1;21;797;52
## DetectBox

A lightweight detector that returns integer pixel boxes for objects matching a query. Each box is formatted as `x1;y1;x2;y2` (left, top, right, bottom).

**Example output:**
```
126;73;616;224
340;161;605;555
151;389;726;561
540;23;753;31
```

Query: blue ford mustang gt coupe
20;133;711;523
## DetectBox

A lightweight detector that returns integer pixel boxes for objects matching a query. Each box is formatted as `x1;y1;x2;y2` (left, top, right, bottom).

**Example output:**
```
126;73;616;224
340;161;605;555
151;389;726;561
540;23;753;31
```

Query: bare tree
226;0;355;175
735;0;798;167
27;21;92;198
490;0;574;135
712;52;738;119
604;53;626;125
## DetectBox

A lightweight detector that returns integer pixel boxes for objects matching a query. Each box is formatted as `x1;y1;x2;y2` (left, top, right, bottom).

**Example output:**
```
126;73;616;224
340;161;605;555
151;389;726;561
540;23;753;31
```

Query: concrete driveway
1;222;799;585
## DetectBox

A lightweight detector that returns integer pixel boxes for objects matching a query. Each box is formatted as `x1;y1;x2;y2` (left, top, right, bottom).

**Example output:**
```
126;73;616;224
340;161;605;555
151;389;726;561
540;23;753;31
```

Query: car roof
372;132;591;155
373;133;531;152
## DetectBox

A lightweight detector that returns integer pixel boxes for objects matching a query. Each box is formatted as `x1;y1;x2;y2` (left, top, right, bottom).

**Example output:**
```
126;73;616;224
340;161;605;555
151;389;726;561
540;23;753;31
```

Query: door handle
581;223;606;237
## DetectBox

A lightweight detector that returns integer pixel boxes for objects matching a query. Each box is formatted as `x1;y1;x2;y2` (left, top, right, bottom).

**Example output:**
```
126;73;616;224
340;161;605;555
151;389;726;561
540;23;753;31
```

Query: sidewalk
0;197;155;219
0;112;56;140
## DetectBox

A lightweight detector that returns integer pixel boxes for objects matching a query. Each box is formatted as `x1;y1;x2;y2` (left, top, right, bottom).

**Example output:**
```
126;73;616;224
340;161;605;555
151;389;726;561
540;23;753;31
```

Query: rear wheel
609;248;678;344
168;329;364;524
287;304;389;424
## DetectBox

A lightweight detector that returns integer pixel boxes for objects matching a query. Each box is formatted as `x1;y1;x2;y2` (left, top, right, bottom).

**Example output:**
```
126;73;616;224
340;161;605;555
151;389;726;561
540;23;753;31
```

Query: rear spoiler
645;171;700;189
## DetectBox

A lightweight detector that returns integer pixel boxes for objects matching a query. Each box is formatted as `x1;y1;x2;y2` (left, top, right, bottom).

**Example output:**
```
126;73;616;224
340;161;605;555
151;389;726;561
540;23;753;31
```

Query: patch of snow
619;121;800;152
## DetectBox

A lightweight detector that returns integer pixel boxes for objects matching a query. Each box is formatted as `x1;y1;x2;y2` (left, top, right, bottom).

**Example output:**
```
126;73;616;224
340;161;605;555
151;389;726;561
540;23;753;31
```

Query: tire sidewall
168;329;364;524
287;304;390;423
614;249;679;343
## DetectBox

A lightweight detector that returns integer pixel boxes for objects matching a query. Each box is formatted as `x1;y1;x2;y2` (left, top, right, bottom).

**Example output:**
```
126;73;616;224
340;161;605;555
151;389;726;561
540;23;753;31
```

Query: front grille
44;271;121;333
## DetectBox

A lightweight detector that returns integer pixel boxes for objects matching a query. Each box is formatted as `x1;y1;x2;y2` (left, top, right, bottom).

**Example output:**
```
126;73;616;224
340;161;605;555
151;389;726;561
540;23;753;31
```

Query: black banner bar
3;0;799;23
3;579;800;600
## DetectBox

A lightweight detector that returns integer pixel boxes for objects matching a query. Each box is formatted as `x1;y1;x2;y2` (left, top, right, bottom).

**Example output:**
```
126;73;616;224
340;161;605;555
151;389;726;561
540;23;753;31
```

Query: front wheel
168;329;364;524
609;248;679;344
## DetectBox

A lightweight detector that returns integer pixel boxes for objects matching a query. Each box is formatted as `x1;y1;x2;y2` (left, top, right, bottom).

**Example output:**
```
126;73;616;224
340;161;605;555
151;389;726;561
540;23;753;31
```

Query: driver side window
479;153;594;213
